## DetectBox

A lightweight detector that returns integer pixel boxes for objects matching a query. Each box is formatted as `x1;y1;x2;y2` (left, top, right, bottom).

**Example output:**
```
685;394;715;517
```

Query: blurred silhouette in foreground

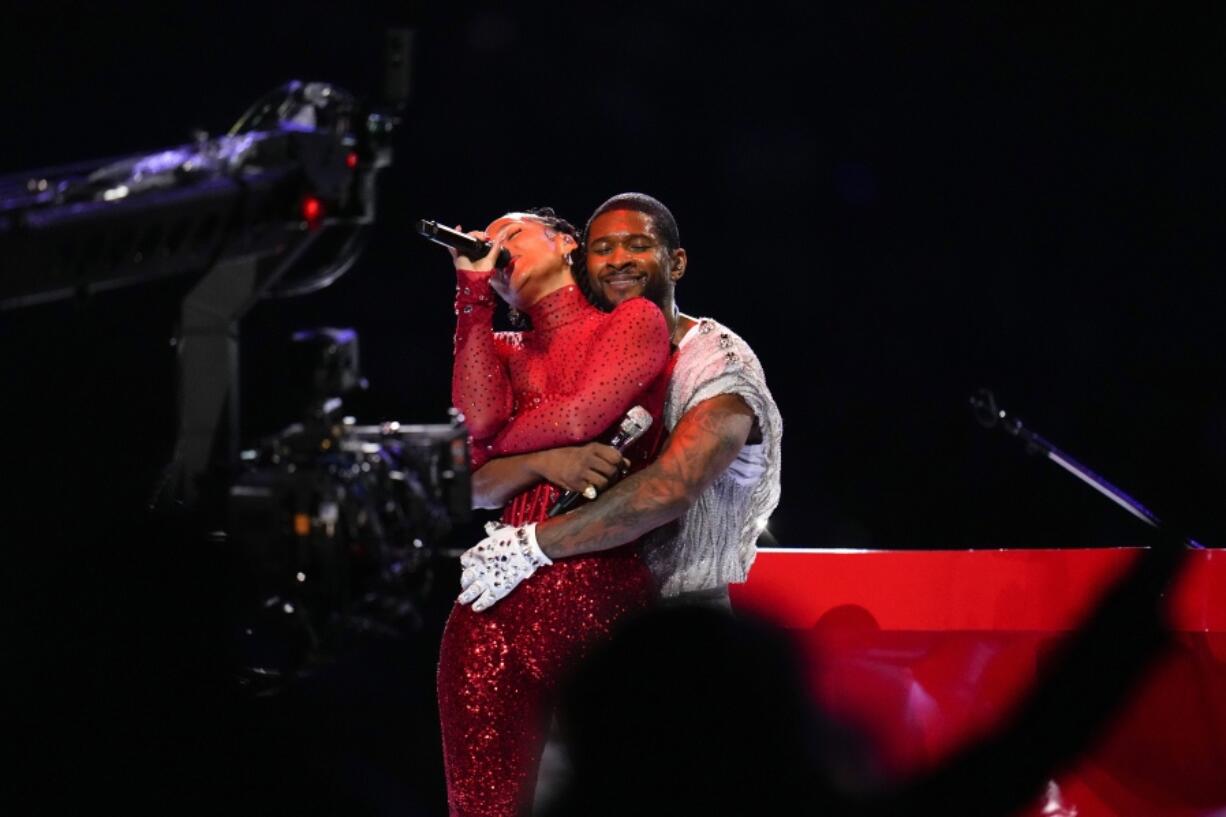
543;533;1187;817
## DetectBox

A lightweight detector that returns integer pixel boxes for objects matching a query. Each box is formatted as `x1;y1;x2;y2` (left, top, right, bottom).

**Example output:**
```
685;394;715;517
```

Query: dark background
4;1;1223;547
3;2;1223;814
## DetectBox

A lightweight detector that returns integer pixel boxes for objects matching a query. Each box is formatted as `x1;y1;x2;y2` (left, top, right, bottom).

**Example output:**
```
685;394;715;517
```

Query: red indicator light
346;152;359;169
302;196;324;222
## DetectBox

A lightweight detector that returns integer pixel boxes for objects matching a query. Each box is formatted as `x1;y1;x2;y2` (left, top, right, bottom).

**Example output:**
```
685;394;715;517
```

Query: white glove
458;521;553;612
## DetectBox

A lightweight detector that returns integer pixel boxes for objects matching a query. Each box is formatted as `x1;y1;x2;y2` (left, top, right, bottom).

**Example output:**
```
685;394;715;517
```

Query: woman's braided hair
523;207;599;306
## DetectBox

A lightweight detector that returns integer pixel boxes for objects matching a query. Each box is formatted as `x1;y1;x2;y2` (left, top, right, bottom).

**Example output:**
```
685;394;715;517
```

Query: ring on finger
582;484;598;500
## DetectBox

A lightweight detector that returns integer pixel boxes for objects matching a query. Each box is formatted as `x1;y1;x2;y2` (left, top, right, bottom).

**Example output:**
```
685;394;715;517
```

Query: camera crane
1;77;398;507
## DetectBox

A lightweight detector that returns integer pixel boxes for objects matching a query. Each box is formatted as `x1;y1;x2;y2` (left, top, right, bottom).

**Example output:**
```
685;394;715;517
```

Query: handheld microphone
416;219;511;268
547;406;653;517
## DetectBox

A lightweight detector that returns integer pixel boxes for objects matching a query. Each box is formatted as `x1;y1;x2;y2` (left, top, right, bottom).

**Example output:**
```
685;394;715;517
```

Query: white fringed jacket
642;318;782;598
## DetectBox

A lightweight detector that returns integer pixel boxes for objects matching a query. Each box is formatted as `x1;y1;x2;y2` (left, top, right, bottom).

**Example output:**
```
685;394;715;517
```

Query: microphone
969;387;1001;429
547;406;653;517
970;387;1023;436
416;219;511;268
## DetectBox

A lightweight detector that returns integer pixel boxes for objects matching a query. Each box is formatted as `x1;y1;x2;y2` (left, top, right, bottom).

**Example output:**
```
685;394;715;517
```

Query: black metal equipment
970;388;1204;549
227;327;471;685
2;35;474;683
0;79;391;309
0;77;402;509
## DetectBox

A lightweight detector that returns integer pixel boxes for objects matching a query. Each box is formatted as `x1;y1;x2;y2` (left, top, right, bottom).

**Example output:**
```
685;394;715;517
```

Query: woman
437;208;672;817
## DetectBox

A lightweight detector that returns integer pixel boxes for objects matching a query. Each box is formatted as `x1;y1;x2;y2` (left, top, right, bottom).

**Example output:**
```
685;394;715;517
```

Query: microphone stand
970;388;1204;549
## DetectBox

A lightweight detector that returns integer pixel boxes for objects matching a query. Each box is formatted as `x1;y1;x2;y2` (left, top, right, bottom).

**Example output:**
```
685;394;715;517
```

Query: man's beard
588;274;669;313
640;273;670;311
583;272;671;312
586;280;616;311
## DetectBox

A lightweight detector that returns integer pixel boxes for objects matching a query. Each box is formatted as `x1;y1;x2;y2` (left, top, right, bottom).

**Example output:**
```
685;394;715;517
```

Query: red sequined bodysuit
438;274;672;817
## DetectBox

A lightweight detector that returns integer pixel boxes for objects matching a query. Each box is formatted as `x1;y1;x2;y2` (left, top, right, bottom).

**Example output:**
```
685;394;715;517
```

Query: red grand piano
730;548;1226;817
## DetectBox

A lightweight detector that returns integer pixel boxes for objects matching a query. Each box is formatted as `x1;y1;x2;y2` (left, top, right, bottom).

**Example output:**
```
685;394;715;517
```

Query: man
457;192;781;609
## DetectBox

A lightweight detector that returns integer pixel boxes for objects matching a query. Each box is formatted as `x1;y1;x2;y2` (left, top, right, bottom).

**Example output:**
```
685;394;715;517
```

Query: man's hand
457;522;553;612
534;393;756;560
537;443;628;494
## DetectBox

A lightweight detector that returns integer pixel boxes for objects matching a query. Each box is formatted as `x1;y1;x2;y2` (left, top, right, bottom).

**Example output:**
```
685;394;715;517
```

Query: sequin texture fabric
438;277;670;817
642;318;782;597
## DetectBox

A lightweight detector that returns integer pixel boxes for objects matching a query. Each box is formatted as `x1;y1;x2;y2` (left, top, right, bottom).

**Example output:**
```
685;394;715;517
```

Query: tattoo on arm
536;394;754;559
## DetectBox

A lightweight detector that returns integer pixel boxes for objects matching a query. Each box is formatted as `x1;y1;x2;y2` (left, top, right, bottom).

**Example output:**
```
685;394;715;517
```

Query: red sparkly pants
437;542;654;817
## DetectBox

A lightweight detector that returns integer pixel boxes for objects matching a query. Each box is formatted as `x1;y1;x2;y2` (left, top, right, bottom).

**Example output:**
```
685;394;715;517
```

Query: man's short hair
585;193;681;253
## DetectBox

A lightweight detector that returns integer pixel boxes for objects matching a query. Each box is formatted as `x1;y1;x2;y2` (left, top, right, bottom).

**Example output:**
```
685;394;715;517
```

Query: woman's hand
450;226;506;275
535;443;628;494
458;522;552;612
